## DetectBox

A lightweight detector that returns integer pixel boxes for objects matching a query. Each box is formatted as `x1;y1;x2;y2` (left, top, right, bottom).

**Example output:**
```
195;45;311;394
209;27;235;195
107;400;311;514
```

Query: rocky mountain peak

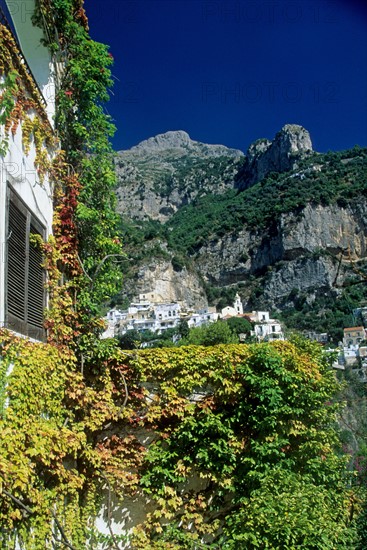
274;124;313;156
117;130;244;160
237;124;313;189
128;130;192;154
114;131;245;222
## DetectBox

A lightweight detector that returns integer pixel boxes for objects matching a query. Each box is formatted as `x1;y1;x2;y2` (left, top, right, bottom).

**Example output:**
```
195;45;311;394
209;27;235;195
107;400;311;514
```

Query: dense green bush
180;320;238;346
226;316;253;336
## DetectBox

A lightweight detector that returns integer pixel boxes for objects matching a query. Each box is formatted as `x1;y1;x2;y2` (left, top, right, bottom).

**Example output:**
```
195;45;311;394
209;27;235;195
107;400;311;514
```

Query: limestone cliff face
122;259;208;310
195;202;367;308
121;202;367;311
115;130;244;222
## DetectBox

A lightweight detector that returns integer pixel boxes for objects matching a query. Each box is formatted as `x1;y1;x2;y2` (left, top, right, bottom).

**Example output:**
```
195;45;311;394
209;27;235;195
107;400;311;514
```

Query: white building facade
249;311;285;342
0;0;56;340
221;293;243;318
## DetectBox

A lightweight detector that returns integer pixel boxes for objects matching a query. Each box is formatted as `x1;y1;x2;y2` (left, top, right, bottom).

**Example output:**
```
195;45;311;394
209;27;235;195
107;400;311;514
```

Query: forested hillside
167;147;367;251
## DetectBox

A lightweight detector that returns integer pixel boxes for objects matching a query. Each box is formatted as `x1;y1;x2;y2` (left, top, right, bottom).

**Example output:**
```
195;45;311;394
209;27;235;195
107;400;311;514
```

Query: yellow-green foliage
0;333;359;548
0;26;57;174
0;330;122;548
127;340;357;548
0;331;87;547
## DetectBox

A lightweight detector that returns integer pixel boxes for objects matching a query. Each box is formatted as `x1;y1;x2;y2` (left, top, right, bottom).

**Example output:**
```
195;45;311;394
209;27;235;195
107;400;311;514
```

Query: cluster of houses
102;291;285;343
334;309;367;380
102;293;217;339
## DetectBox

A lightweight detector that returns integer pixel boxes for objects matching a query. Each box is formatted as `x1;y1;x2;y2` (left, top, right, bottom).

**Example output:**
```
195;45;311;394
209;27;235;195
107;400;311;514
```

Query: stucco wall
0;74;54;332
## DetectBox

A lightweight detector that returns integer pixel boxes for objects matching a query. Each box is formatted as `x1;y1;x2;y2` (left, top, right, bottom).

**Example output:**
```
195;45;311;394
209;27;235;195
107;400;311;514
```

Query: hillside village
102;292;284;342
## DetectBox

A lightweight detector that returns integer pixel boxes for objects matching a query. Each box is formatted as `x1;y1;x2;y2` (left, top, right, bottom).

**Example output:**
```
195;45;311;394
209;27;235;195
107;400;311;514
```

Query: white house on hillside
101;308;127;338
248;311;285;342
0;0;56;340
340;326;367;367
343;326;366;348
187;308;219;328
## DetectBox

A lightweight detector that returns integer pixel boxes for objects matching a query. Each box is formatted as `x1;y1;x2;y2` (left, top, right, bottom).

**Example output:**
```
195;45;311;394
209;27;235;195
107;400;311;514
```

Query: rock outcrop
195;201;367;309
122;259;208;310
236;124;313;189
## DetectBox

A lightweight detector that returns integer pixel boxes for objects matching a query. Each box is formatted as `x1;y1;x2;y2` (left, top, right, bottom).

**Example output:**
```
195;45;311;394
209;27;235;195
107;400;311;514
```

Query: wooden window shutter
6;187;46;341
7;198;27;325
27;217;45;339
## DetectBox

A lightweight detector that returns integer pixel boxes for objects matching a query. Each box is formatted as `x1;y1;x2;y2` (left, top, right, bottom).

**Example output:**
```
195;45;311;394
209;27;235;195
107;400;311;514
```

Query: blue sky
85;0;367;153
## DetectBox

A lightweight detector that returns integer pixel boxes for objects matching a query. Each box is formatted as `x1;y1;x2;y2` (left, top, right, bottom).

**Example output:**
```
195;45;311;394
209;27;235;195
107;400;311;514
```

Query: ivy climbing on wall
31;0;123;339
0;23;57;170
0;334;363;548
0;0;126;546
0;328;126;548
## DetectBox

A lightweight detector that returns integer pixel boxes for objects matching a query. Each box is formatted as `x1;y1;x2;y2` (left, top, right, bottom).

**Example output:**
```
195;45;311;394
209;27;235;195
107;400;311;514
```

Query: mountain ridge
119;129;244;158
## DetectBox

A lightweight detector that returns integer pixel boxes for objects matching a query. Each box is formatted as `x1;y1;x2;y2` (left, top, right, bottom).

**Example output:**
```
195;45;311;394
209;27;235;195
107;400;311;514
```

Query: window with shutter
5;186;46;341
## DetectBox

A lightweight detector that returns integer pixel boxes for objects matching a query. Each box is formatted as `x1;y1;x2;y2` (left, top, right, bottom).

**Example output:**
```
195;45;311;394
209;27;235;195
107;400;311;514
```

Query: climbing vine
0;329;125;548
0;24;57;174
1;0;125;545
0;1;365;548
32;0;123;325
